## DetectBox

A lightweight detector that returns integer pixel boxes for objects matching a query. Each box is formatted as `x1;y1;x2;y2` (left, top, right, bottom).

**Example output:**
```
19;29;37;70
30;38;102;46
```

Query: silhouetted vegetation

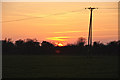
1;38;119;56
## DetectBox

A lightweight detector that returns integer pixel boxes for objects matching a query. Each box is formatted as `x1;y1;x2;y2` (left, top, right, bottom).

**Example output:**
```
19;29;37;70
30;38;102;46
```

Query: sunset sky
2;2;118;45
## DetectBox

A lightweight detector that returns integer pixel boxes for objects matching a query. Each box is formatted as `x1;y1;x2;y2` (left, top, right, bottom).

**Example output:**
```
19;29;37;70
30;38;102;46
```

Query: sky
2;2;118;45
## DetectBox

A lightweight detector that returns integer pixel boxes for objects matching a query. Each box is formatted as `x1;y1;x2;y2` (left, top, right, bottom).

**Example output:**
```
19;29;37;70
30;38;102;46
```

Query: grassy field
2;55;119;78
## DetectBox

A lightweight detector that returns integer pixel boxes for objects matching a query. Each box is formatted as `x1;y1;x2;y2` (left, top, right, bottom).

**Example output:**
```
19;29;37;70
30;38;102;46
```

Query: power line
1;17;43;23
1;9;84;23
99;8;119;9
1;8;118;23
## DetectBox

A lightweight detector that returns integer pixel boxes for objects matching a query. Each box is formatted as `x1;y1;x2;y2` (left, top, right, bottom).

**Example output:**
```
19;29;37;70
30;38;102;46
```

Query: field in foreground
3;55;119;78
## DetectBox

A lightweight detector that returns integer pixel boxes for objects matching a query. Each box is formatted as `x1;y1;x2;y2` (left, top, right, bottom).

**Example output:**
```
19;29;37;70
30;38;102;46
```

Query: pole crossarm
85;7;98;46
85;7;98;10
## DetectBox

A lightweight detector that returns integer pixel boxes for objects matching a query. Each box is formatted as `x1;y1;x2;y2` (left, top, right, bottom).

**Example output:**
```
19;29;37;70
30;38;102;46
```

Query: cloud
47;36;70;41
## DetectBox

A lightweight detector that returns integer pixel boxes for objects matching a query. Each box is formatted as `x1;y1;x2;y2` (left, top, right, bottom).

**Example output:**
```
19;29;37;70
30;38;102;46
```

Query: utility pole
85;7;98;46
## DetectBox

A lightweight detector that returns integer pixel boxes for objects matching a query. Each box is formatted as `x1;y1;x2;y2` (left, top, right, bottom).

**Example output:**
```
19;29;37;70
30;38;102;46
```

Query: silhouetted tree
107;41;118;47
41;41;54;48
93;41;105;47
2;38;14;54
106;41;119;55
66;43;76;47
24;39;40;47
76;37;86;47
2;38;14;47
15;39;24;47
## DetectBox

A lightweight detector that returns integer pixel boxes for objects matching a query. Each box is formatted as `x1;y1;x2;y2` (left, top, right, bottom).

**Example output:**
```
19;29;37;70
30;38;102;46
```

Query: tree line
1;38;120;56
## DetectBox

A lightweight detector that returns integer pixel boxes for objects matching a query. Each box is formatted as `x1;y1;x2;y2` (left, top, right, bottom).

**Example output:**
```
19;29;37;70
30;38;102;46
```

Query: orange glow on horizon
57;43;64;46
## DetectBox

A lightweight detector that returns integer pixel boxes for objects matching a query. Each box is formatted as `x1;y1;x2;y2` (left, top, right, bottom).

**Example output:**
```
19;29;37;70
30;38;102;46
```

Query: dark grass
2;55;119;79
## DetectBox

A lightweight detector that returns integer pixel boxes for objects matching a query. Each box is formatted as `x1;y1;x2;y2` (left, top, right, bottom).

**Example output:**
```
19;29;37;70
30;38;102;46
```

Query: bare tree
77;37;86;47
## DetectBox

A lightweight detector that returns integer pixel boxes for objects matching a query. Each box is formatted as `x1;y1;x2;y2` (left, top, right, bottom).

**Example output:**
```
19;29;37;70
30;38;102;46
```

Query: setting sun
57;43;64;47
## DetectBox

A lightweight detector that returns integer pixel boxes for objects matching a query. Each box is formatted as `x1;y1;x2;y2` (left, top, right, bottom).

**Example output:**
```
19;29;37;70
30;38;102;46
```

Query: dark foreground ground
2;55;119;80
